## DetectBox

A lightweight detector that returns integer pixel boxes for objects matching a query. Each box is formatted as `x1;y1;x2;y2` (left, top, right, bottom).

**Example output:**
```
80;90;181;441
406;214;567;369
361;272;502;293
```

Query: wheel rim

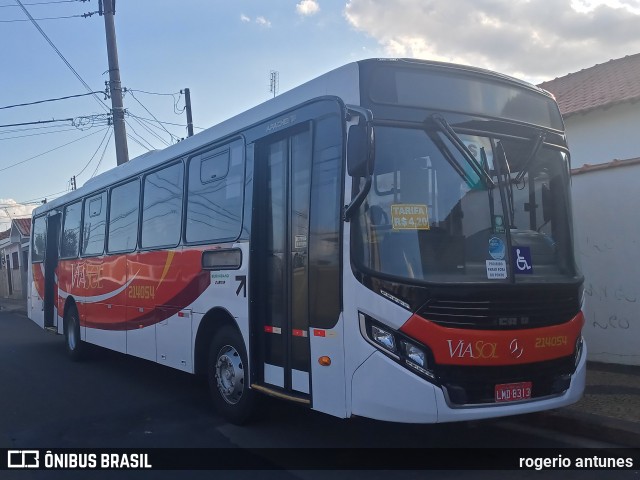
215;345;244;405
67;317;77;351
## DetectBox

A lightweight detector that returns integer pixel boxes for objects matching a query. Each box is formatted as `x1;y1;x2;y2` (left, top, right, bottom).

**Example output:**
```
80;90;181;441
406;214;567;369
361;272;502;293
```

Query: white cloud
256;16;272;28
0;199;35;231
240;14;271;28
297;0;321;16
344;0;640;82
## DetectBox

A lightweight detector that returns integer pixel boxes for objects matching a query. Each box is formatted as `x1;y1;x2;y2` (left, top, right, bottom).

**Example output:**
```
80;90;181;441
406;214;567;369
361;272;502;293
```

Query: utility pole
182;88;194;137
101;0;129;165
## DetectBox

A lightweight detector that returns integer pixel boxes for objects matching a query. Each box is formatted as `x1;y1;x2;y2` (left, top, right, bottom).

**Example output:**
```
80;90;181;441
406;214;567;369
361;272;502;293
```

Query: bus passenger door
43;212;61;331
252;126;312;402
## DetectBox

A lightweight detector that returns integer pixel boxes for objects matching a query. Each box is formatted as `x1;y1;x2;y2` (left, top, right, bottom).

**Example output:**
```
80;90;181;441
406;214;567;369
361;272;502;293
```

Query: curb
525;409;640;448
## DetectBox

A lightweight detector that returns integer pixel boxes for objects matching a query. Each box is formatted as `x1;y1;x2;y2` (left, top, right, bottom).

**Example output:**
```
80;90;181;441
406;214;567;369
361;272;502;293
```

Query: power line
0;126;79;140
0;114;111;129
126;88;186;115
0;11;97;21
0;1;89;6
0;127;108;173
14;0;110;114
126;89;179;143
0;91;104;110
126;113;203;130
75;126;112;178
90;128;113;178
0;118;74;128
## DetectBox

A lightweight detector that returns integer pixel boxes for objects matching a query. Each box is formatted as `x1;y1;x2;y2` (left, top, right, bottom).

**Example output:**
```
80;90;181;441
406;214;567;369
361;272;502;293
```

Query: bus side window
185;139;244;244
82;192;107;256
108;179;140;253
61;201;82;258
32;216;47;263
141;162;184;249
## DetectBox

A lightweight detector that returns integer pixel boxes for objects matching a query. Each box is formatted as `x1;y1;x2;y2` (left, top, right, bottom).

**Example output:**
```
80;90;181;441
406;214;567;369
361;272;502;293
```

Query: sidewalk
2;296;639;446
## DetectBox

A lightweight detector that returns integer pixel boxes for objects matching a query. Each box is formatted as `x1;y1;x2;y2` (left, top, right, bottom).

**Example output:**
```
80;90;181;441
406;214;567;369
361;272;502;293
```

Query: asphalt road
1;310;636;479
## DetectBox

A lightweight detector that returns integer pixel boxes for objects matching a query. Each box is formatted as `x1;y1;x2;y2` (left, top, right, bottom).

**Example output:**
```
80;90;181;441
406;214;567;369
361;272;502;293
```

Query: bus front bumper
350;342;587;424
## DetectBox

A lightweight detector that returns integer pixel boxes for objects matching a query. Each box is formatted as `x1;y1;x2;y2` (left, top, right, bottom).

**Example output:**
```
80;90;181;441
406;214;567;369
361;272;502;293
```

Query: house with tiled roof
0;217;31;300
539;52;640;171
539;54;640;367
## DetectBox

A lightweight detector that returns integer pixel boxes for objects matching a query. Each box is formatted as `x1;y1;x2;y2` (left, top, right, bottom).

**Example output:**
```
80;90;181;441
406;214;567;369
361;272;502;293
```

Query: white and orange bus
28;58;586;425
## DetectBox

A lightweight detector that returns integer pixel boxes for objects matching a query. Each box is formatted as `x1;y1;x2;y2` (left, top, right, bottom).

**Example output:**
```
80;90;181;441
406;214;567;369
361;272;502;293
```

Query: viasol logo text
447;340;498;359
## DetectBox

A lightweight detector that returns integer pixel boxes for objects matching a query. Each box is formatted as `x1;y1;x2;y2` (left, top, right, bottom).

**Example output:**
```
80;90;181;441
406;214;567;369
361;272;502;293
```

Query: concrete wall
571;163;640;366
565;102;640;168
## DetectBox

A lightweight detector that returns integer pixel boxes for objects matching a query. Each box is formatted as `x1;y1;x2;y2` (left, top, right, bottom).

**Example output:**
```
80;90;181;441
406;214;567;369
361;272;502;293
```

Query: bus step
251;384;311;405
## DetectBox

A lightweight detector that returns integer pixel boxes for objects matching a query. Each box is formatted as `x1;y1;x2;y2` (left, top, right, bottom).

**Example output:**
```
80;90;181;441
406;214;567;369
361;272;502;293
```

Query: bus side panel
189;242;251;373
29;262;45;328
309;315;347;418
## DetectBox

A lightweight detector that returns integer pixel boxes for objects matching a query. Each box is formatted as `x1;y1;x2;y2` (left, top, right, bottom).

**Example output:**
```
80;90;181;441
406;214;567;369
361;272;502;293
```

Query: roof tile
539;53;640;117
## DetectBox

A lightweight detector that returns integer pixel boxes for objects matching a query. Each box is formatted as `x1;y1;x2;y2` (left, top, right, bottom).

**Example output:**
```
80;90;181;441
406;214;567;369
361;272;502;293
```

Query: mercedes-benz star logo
509;339;524;359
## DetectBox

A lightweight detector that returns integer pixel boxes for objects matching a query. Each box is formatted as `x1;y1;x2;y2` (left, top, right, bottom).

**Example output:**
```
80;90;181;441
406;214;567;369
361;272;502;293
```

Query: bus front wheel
64;305;85;361
207;326;258;425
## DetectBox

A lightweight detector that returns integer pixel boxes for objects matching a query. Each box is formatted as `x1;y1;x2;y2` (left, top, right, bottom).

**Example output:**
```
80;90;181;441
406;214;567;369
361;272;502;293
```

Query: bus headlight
360;313;436;382
402;341;426;367
371;325;396;352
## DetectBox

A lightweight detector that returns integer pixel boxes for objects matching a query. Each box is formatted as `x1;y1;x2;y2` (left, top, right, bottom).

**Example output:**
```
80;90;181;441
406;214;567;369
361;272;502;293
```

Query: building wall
571;163;640;366
0;242;26;300
565;102;640;167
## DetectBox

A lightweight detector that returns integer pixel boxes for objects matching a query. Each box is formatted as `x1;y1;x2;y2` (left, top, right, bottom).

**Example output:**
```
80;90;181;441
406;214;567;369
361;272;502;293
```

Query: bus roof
33;58;549;217
33;60;361;217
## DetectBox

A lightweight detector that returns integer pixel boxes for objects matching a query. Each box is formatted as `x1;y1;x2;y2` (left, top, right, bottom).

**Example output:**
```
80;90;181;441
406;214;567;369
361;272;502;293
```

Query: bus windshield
353;125;577;284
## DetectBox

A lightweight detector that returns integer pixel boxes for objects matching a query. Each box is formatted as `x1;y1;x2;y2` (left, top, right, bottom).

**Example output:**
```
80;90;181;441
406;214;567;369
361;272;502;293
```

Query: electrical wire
14;0;110;114
75;126;112;178
0;12;97;21
90;128;113;178
0;91;104;110
0;127;79;140
0;1;88;7
126;88;186;115
0;127;108;173
126;89;179;143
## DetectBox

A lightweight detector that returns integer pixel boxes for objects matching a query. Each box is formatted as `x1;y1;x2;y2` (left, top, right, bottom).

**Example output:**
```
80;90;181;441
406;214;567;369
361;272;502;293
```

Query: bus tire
208;325;257;425
64;305;85;362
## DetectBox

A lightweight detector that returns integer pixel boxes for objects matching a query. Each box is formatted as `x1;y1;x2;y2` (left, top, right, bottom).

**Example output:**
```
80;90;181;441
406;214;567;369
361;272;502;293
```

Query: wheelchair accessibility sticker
512;246;533;274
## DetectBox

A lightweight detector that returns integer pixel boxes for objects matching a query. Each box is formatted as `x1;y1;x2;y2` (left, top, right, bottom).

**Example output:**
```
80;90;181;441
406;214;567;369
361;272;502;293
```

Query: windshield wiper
514;130;546;185
430;114;495;188
495;140;515;226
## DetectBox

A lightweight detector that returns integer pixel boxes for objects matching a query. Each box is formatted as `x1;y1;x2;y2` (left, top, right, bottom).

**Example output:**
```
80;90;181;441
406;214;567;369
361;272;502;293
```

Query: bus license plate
495;382;532;403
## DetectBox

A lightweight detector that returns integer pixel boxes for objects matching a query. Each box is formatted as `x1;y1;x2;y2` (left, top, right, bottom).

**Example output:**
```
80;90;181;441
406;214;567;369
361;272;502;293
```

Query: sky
2;0;640;230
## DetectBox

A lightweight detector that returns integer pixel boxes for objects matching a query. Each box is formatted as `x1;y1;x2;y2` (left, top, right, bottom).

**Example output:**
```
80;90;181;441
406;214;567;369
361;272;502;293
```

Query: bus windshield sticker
488;237;506;260
391;204;430;230
493;214;506;234
512;246;533;274
486;260;507;279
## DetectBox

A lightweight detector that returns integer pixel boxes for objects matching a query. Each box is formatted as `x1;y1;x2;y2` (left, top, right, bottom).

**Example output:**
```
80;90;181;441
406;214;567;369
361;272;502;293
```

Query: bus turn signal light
318;356;331;366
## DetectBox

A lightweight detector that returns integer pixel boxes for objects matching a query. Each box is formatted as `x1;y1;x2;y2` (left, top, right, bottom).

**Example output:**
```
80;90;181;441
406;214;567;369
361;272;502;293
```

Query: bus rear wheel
207;326;258;425
64;305;85;361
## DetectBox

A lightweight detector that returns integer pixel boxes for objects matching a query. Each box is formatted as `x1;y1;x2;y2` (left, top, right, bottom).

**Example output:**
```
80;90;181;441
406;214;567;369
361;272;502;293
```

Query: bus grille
416;290;580;330
437;356;576;406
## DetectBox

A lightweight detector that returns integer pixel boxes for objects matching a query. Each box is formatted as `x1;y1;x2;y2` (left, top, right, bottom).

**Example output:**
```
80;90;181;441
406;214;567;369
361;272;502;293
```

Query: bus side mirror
347;121;374;177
